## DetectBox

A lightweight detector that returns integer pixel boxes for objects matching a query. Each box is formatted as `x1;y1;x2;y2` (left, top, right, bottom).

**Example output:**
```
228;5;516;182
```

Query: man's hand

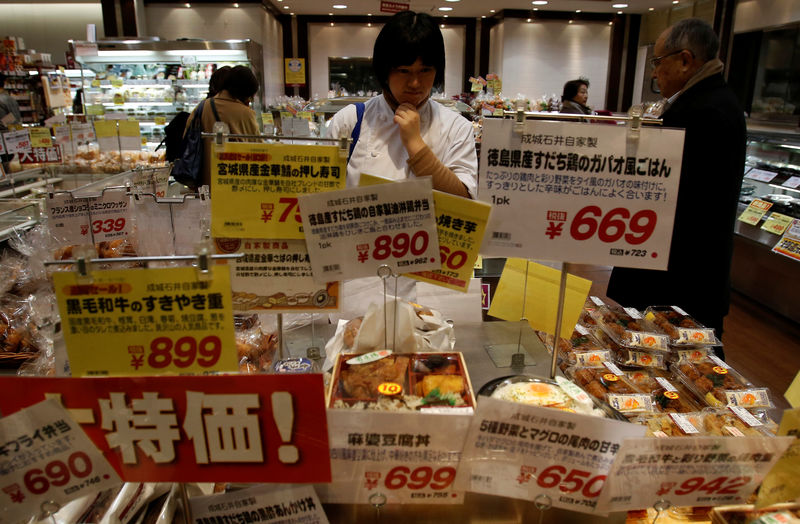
394;103;426;157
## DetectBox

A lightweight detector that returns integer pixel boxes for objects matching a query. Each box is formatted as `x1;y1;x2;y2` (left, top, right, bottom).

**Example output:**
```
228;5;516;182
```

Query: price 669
570;206;657;245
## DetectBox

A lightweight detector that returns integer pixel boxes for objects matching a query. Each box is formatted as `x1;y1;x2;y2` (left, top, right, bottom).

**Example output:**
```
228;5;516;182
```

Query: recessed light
608;21;613;25
533;7;538;11
617;10;622;14
184;2;190;6
575;9;581;12
367;12;372;15
438;6;453;11
481;15;486;18
526;18;531;22
330;22;334;26
673;0;679;3
443;14;449;17
233;2;239;7
445;0;460;2
569;19;573;23
531;0;548;4
284;5;289;9
440;24;445;27
333;4;347;8
490;9;495;12
612;3;628;7
649;6;655;10
367;22;371;26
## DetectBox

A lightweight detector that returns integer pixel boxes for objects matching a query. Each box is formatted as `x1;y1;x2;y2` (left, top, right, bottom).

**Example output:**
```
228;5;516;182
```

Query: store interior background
1;0;800;415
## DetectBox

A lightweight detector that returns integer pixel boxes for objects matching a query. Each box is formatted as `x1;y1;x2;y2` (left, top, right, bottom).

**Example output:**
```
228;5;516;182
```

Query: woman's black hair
222;65;259;103
561;79;589;102
208;65;232;98
372;11;445;93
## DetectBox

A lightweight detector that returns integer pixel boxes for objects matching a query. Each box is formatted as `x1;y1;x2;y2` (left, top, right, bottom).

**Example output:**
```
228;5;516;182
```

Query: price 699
570;206;657;245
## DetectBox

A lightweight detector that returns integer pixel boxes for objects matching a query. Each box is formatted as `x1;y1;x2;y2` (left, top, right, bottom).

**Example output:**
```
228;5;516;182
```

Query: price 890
372;231;429;261
570;206;657;245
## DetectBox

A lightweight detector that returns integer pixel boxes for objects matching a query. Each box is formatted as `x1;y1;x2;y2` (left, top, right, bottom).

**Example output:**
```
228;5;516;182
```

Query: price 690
570;206;657;245
24;451;93;495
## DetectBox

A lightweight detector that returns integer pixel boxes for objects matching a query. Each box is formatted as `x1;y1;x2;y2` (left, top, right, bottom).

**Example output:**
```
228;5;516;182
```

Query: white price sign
2;129;32;154
456;397;645;514
88;188;131;242
783;176;800;189
0;399;120;524
479;119;684;270
595;436;793;513
70;123;94;146
299;178;440;282
190;484;329;524
315;410;470;505
745;168;778;183
47;193;91;245
171;197;210;255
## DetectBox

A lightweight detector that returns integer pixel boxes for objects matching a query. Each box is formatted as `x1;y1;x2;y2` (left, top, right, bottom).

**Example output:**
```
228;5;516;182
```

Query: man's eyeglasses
649;48;692;68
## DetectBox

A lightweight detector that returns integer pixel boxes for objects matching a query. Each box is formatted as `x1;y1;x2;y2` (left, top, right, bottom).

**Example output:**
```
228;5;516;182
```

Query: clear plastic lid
589;304;671;351
643;306;721;347
672;358;773;409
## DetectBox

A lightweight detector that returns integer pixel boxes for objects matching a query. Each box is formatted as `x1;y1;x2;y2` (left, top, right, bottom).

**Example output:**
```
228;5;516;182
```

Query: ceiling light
233;2;239;7
367;12;372;15
612;3;628;7
445;0;460;2
490;9;495;12
184;2;190;6
649;6;655;10
284;5;289;9
330;22;334;26
533;8;538;11
441;24;445;28
333;4;347;8
290;12;294;14
439;6;453;10
575;9;581;12
673;0;679;3
617;11;622;14
608;21;613;25
328;12;333;15
531;0;548;4
443;14;449;17
367;22;371;26
526;18;531;22
569;19;573;23
481;15;486;18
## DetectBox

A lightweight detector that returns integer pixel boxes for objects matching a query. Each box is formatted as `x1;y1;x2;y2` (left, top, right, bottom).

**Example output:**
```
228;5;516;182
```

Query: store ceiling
265;0;680;17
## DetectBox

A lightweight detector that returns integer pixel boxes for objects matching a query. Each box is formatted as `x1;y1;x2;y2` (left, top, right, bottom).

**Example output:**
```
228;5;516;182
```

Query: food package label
596;436;793;513
0;399;121;524
480;119;684;270
70;123;95;146
2;129;31;154
117;120;140;151
211;142;346;239
299;177;441;282
47;192;91;245
0;375;331;484
316;409;471;505
93;120;118;153
190;484;329;524
456;397;645;514
215;237;339;314
676;327;716;345
53;266;238;377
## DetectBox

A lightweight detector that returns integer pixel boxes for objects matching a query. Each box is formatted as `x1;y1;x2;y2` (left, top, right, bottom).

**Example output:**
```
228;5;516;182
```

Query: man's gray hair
664;18;720;62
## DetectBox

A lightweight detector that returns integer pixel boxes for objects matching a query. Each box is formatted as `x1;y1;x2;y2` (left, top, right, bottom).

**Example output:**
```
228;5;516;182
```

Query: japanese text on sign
191;484;329;524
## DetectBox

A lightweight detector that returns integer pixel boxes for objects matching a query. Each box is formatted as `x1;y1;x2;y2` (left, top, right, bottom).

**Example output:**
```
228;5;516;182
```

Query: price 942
570;206;656;245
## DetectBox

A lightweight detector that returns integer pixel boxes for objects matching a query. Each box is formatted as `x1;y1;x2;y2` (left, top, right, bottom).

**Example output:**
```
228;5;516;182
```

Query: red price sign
438;246;468;270
133;335;222;371
535;465;606;498
663;476;751;497
569;206;657;245
371;231;429;261
90;217;126;235
384;465;456;491
24;451;97;495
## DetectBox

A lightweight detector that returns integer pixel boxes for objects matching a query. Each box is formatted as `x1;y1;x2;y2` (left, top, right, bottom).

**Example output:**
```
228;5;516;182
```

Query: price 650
570;206;656;245
537;465;606;498
24;451;93;495
148;335;222;369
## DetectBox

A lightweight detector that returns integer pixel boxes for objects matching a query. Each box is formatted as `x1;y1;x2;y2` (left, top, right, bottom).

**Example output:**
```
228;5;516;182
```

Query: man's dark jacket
606;73;746;334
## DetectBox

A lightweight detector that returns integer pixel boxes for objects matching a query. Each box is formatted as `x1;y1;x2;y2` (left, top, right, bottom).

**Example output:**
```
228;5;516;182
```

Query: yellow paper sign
93;120;117;138
284;58;306;86
261;112;274;125
299;111;313;122
91;79;101;88
28;127;53;148
211;142;347;239
488;258;592;339
113;93;125;105
761;212;794;236
755;408;800;508
280;111;293;120
492;108;504;117
786;371;800;408
53;266;238;376
155;116;167;126
111;78;124;88
86;104;105;116
141;137;147;146
738;199;772;226
118;120;140;137
474;255;483;270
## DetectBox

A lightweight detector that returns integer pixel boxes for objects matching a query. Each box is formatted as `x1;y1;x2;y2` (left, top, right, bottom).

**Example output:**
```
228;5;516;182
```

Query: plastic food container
699;407;777;437
624;369;703;413
563;363;654;415
643;306;721;346
632;412;705;437
536;326;610;371
672;357;773;409
589;304;671;351
479;375;612;418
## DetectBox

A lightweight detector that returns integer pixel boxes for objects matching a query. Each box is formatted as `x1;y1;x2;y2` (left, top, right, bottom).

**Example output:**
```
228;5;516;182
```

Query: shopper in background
186;64;259;188
606;18;746;358
559;79;592;115
0;73;22;131
207;65;231;99
327;10;477;198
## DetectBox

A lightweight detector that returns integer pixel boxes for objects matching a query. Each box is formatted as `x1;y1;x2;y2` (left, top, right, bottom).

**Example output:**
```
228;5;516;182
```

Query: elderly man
607;18;746;356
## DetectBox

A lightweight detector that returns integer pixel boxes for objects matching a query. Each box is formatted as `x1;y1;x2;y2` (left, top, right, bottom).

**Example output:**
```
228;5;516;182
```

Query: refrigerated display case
68;38;264;149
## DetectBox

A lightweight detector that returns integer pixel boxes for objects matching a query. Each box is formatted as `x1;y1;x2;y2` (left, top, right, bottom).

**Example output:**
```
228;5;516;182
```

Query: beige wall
735;0;800;33
0;2;104;58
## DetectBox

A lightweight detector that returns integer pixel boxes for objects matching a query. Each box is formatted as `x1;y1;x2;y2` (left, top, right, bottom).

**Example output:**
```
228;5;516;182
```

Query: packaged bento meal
563;362;654;415
700;407;777;437
624;369;703;413
536;325;610;371
673;357;773;409
633;412;705;437
589;304;670;351
481;375;607;418
643;306;720;346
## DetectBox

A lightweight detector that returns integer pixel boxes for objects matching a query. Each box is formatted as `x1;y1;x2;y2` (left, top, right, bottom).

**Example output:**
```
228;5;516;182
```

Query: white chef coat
327;94;478;197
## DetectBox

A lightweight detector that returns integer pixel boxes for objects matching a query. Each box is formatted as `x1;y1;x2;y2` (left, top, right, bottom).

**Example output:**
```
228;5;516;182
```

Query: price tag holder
0;399;120;524
191;484;329;524
761;212;794;236
214;238;340;314
456;397;645;514
316;410;470;505
53;266;238;376
595;436;793;513
0;376;330;484
738;199;773;226
93;120;118;153
28;127;53;148
744;168;778;183
117;120;141;151
88;188;131;243
480;119;684;270
211;142;346;239
2;129;32;154
299;178;441;282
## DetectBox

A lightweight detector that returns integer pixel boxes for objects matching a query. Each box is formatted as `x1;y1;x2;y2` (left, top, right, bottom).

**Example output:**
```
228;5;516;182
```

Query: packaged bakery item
328;351;475;412
700;407;777;437
633;412;705;437
563;362;654;415
643;306;721;346
624;369;703;413
673;357;773;409
234;314;277;374
589;303;670;351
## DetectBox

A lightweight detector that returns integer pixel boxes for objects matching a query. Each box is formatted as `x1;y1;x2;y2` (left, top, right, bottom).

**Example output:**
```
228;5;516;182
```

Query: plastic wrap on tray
632;412;705;437
673;357;773;409
674;347;712;363
234;314;277;374
589;304;670;351
563;363;654;415
481;375;607;418
643;306;721;346
536;325;610;371
329;352;474;412
699;408;777;437
624;369;703;413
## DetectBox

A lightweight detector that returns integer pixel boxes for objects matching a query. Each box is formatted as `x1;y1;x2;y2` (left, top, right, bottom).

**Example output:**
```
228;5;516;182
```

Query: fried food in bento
421;375;464;397
341;356;409;398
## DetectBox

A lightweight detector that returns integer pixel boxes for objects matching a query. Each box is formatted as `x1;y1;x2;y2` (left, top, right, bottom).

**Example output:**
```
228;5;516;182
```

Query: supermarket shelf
101;102;176;107
0;219;38;243
0;177;63;198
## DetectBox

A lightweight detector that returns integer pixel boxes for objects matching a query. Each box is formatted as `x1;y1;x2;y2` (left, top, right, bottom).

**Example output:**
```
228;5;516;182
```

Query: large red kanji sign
0;375;330;483
18;146;63;165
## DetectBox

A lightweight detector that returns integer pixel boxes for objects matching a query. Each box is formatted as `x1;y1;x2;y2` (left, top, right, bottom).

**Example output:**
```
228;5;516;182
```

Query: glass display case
68;39;264;149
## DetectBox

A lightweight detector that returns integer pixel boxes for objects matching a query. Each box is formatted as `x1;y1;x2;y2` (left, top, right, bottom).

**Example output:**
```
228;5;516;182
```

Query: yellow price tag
118;120;140;137
299;111;313;122
492;108;504;117
141;137;148;146
86;104;105;116
111;78;124;88
761;212;793;235
93;120;117;138
28;127;53;148
91;79;101;88
261;112;274;125
738;199;772;226
755;408;800;508
113;93;125;105
53;266;238;376
473;255;483;270
155;116;167;126
211;142;347;239
377;382;403;396
280;111;293;120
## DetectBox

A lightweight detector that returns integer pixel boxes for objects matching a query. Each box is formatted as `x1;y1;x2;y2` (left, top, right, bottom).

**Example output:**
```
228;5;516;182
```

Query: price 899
140;335;222;370
569;206;657;245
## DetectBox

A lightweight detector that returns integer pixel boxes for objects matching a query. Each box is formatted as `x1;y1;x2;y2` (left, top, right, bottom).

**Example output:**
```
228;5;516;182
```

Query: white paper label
603;361;624;376
627;331;670;350
676;328;716;345
782;176;800;189
70;123;94;146
2;129;31;154
554;376;594;409
47;193;91;244
190;484;329;524
88;188;132;242
724;425;746;437
677;348;709;362
299;178;440;282
607;394;653;413
729;406;763;427
345;349;392;365
0;399;121;524
724;388;771;409
623;307;642;319
575;324;590;336
668;413;700;434
745;168;778;183
590;296;605;306
575;351;611;367
671;305;689;315
655;376;678;392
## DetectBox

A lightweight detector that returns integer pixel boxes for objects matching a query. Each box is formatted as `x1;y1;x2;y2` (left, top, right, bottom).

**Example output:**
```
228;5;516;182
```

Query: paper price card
2;129;32;154
0;399;121;524
47;192;90;245
772;234;800;262
745;168;778;183
455;397;644;514
88;188;131;243
28;127;52;148
595;436;793;513
190;484;329;524
755;408;800;508
0;376;331;483
0;133;5;155
738;199;773;226
783;176;800;189
215;238;339;313
53;124;72;156
117;120;141;151
70;123;95;145
211;142;346;239
93;120;118;152
53;265;238;376
315;410;470;505
299;177;441;283
479;119;684;270
761;212;794;236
